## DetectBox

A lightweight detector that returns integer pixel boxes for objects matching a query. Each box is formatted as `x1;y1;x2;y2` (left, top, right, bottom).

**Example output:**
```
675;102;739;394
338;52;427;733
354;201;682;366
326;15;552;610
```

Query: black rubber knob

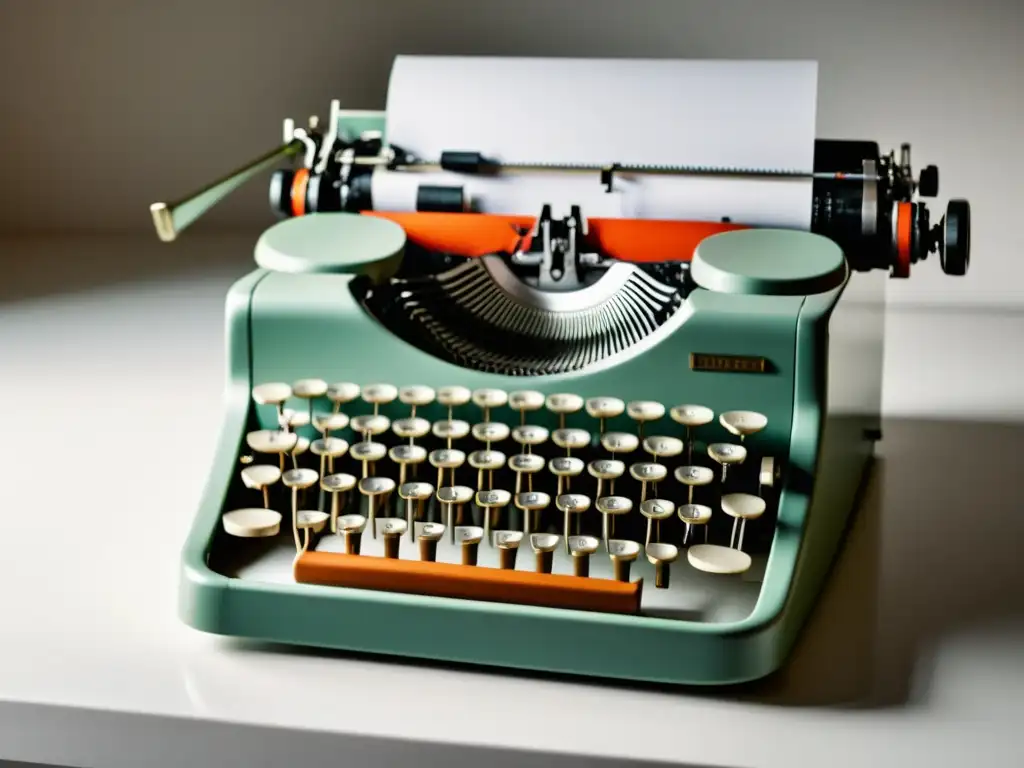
941;199;970;276
918;165;939;197
306;173;341;213
269;169;294;219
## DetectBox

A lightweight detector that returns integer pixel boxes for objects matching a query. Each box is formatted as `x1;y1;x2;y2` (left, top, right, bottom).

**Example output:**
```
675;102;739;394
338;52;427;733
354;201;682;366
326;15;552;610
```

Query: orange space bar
294;551;642;614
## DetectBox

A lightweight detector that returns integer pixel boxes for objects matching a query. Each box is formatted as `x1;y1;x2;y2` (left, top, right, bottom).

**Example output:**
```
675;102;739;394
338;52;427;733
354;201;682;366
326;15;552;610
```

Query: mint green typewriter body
178;115;884;688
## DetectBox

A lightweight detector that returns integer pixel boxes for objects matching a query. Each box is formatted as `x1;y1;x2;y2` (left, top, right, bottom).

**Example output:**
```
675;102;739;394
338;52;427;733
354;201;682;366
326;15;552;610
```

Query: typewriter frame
179;217;883;686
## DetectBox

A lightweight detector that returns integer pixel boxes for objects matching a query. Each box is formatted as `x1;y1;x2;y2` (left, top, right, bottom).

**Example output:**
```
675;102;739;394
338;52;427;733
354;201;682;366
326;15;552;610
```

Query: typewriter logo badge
690;353;769;374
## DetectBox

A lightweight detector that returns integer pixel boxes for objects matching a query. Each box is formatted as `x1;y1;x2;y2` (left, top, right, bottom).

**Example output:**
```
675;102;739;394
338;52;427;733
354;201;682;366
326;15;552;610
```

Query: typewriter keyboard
221;381;781;622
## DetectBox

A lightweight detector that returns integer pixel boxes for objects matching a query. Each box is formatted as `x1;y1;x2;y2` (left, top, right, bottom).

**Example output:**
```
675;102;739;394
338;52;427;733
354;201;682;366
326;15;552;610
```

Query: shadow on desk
204;417;1024;714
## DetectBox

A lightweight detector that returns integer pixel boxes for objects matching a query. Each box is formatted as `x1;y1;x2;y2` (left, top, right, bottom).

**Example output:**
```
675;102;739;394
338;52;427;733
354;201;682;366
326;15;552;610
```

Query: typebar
294;551;643;614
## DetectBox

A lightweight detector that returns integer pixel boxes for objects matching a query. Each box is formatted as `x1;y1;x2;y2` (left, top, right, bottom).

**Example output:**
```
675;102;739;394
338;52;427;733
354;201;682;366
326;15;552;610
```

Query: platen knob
269;169;294;219
918;165;939;197
940;199;970;276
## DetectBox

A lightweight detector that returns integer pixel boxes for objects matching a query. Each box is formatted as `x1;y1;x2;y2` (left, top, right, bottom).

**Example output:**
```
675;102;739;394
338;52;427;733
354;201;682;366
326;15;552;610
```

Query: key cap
358;476;396;540
587;458;625;500
670;404;714;461
472;421;511;447
508;453;545;495
241;464;281;509
392;416;432;442
351;414;391;440
530;533;560;574
494;530;524;570
674;465;714;505
643;436;684;461
508;390;544;425
596;496;632;545
293;378;328;424
295;509;330;551
629;462;667;503
626;400;665;439
552;428;590;456
361;383;398;414
468;449;506;491
222;507;282;538
429;448;466;490
721;493;766;551
389;444;428;486
678;503;712;545
437;485;474;544
399;481;435;541
398;385;435;416
556;493;591;552
585;396;625;435
252;382;291;423
279;408;310;433
476;488;512;545
546;393;584;429
322;472;357;534
472;388;508;422
549;456;585;498
282;468;319;551
515;490;551;538
437;385;471;419
326;382;360;410
719;410;768;441
687;544;752;575
601;432;639;457
608;539;641;582
351;440;387;478
568;535;600;577
512;424;550;453
646;542;679;589
432;419;470;448
457;526;485;565
337;513;367;554
247;429;300;473
312;411;350;437
417;522;445;562
640;498;676;546
708;443;747;483
379;517;407;558
311;436;349;477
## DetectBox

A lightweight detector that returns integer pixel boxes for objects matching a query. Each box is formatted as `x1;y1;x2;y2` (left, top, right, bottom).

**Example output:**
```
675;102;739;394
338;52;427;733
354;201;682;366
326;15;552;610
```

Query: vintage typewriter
153;56;970;686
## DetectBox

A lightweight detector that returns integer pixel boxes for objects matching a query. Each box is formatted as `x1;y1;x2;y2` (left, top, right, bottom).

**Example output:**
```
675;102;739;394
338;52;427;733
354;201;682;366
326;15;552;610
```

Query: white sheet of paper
372;56;819;228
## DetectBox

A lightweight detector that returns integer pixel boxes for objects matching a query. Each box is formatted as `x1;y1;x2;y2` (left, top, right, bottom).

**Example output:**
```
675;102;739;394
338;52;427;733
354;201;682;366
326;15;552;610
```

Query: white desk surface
1;234;1022;768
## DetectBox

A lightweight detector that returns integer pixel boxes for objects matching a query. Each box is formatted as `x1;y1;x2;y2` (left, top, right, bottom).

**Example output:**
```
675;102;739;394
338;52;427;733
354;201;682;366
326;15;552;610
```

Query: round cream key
471;388;508;421
293;378;328;423
252;382;291;423
476;488;512;544
398;385;435;415
326;381;360;407
351;414;391;439
719;410;768;441
493;529;524;570
296;509;329;534
359;476;396;539
678;503;713;544
377;517;408;558
429;447;466;490
310;436;349;475
722;492;766;551
472;421;511;447
556;492;591;551
469;449;506;491
568;534;600;577
389;444;428;486
546;393;584;428
626;400;665;438
337;513;367;554
279;408;311;432
511;424;549;451
707;442;747;482
312;411;350;436
646;542;680;589
596;495;632;543
675;465;714;504
437;485;474;543
529;532;560;574
241;464;281;508
399;480;434;541
588;458;625;499
351;440;387;477
432;419;470;446
640;498;675;545
322;471;357;533
552;428;590;455
438;385;472;419
282;467;320;551
687;544;752;575
643;436;683;461
515;489;551;537
585;396;625;434
222;507;282;538
247;429;299;472
508;390;545;424
508;452;545;495
456;525;485;565
607;539;641;582
629;462;668;504
361;383;398;412
601;432;639;456
417;522;446;562
671;404;713;461
392;416;431;441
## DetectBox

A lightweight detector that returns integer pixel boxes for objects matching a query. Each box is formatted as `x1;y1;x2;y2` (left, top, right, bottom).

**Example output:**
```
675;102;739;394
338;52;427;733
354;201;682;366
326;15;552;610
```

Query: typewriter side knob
254;212;406;283
691;229;847;296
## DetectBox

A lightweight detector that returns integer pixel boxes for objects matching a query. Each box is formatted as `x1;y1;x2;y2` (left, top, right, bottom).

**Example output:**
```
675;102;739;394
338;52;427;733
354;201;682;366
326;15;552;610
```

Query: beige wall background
1;0;1020;307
